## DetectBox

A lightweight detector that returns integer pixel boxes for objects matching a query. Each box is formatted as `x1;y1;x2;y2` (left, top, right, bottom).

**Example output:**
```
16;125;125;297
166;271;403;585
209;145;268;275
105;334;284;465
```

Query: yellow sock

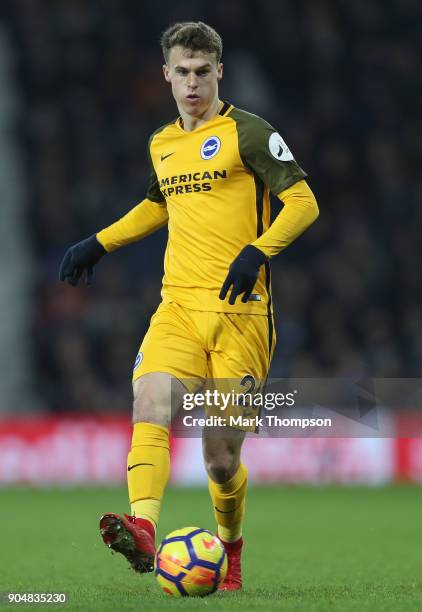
208;463;247;543
131;499;161;527
127;422;170;527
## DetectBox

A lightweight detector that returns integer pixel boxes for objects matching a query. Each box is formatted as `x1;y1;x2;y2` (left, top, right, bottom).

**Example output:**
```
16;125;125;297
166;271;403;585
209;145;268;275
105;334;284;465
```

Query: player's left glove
219;244;267;305
59;234;107;286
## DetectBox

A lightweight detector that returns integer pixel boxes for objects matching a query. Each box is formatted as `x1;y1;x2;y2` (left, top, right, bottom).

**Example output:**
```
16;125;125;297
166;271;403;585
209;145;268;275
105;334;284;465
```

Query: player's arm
219;182;318;303
59;141;167;286
96;198;168;252
251;179;318;257
220;112;318;304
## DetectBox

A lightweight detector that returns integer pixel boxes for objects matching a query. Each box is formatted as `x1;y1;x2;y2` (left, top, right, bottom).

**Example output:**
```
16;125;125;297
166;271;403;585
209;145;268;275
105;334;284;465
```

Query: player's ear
217;62;223;81
163;64;171;82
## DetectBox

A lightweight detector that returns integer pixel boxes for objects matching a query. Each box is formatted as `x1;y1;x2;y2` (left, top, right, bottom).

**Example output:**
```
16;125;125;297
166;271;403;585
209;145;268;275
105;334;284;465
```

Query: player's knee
132;375;171;426
132;396;169;426
203;444;239;483
206;458;239;483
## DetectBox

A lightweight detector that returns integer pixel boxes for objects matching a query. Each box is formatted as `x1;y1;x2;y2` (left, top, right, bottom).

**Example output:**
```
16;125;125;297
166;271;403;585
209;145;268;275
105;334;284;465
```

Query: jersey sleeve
232;109;307;195
96;198;168;252
252;179;319;258
146;135;166;204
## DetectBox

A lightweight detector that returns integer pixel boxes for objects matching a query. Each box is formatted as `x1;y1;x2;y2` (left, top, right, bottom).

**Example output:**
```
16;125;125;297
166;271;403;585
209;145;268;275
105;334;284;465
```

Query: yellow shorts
132;301;275;431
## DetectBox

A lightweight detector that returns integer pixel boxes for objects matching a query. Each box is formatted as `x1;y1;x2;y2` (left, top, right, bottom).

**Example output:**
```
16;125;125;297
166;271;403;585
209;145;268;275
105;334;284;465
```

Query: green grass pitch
1;486;421;611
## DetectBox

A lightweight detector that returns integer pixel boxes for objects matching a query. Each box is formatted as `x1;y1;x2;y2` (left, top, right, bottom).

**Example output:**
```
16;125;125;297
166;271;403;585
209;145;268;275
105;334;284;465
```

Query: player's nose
187;73;198;88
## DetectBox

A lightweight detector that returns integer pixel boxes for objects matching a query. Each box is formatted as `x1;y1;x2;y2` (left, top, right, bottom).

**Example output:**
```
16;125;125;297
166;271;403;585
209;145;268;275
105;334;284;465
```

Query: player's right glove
59;234;107;286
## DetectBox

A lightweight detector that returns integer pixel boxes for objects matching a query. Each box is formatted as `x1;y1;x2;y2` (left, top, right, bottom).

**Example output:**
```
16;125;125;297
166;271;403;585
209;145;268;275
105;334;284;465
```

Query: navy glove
59;234;106;286
219;244;267;305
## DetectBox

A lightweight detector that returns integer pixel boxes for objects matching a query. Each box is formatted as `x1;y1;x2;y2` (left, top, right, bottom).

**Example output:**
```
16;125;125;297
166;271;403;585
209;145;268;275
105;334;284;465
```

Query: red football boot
99;513;155;574
218;537;243;591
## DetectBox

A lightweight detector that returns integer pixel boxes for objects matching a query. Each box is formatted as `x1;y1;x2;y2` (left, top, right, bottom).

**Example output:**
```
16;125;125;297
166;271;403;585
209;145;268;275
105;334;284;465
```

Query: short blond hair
160;21;223;64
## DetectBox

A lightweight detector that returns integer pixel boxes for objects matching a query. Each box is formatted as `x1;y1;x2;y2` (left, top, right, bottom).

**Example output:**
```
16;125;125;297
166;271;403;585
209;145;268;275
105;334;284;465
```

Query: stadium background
1;2;422;609
0;3;421;481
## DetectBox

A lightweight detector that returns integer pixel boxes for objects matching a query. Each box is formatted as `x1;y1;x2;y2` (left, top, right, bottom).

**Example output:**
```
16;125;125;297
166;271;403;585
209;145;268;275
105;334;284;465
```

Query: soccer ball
155;526;227;597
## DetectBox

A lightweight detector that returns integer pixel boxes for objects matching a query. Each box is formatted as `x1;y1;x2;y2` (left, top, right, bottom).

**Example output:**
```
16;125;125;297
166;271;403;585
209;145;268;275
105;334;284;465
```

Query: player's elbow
302;181;319;225
309;195;319;224
280;180;319;226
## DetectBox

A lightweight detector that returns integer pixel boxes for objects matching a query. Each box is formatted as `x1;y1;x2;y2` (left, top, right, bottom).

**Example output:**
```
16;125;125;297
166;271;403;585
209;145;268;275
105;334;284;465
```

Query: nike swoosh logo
214;505;240;514
127;463;154;471
161;152;175;161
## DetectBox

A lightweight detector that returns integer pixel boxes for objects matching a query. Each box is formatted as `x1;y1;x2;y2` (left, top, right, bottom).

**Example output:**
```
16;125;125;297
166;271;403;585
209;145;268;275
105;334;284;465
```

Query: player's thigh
209;311;274;387
133;302;207;383
206;312;275;432
132;302;207;424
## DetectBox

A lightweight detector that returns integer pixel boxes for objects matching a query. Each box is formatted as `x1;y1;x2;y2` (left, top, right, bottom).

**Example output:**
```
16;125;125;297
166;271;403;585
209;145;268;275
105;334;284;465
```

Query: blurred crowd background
1;0;421;411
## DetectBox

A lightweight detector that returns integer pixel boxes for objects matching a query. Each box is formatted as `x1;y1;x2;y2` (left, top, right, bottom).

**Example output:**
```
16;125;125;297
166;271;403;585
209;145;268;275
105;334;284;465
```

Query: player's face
163;46;223;117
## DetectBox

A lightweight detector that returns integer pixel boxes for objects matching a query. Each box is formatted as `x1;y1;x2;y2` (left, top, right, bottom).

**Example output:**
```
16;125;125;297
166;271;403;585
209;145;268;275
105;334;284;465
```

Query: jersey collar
176;101;233;131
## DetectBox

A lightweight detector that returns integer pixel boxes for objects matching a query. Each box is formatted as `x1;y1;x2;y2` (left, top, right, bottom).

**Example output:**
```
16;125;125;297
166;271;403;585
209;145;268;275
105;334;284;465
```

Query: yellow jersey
144;101;307;314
